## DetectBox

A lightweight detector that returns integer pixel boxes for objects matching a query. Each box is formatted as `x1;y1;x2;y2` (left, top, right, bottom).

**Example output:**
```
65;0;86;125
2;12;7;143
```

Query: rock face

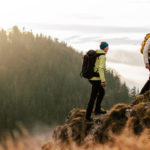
42;91;150;149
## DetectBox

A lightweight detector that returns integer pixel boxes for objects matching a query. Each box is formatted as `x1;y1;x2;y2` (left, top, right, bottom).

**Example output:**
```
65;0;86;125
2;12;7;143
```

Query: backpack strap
93;53;105;77
96;53;105;58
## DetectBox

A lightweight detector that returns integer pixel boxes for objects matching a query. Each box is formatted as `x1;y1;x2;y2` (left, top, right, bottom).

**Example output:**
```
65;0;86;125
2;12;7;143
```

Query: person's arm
98;55;106;86
143;38;150;68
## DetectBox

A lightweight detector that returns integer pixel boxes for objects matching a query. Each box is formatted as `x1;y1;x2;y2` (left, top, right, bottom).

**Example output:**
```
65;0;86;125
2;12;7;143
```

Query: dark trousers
85;80;105;119
140;59;150;94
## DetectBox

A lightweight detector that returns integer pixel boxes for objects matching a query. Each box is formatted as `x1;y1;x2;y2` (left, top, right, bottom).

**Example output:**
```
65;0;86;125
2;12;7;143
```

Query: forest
0;26;134;135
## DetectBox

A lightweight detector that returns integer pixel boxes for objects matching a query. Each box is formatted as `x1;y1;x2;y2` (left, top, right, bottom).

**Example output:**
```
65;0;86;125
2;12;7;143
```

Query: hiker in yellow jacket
85;42;109;121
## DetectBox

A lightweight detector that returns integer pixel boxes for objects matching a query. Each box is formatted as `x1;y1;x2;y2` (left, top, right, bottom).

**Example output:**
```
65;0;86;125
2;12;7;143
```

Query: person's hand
146;63;150;69
101;82;106;87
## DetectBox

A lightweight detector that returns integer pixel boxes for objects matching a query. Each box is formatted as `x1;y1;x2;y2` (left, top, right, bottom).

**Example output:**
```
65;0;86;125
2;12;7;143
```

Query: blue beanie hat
100;42;109;50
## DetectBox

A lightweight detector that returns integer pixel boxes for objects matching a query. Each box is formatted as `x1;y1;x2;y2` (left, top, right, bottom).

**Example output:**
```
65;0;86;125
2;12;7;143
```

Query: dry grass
0;127;51;150
42;129;150;150
1;91;150;150
0;128;150;150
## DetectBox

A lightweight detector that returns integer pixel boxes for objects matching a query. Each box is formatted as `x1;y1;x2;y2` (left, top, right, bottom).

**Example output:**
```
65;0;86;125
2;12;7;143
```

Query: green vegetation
0;26;131;134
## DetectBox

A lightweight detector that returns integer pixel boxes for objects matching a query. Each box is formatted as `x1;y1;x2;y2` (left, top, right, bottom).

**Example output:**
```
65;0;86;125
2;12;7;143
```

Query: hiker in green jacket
85;42;109;121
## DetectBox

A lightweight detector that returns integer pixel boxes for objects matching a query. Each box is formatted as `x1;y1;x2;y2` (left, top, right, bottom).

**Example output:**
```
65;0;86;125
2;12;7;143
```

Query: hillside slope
0;27;131;134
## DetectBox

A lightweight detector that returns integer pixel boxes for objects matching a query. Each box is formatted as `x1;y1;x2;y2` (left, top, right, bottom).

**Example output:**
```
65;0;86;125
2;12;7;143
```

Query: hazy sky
0;0;150;89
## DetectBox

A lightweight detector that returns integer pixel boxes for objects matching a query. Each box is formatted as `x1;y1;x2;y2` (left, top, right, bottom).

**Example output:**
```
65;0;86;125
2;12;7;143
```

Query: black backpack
80;50;104;79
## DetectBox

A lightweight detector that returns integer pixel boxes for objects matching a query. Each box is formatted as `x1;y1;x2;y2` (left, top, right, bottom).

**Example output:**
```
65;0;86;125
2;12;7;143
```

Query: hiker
85;42;109;121
140;34;150;94
143;34;150;69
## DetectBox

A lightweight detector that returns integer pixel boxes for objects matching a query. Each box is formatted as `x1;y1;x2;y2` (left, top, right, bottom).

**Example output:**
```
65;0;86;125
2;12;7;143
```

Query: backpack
141;33;150;54
80;50;104;79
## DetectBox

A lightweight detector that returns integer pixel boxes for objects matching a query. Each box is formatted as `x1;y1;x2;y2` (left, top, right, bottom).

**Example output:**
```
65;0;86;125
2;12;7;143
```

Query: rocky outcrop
42;90;150;150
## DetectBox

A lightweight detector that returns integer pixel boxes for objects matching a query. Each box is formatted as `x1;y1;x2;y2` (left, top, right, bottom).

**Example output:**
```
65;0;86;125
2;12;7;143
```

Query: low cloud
66;36;141;45
32;24;150;34
64;35;81;41
107;49;144;66
102;37;141;45
107;61;148;90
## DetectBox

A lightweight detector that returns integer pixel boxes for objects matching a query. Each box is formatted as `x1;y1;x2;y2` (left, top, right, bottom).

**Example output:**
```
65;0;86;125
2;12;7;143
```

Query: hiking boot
94;109;107;115
85;116;94;122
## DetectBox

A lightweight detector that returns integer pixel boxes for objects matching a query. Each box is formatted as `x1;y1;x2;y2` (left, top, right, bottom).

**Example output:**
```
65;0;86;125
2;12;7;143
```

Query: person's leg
95;81;105;113
149;59;150;80
140;59;150;94
85;81;99;120
140;80;150;94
